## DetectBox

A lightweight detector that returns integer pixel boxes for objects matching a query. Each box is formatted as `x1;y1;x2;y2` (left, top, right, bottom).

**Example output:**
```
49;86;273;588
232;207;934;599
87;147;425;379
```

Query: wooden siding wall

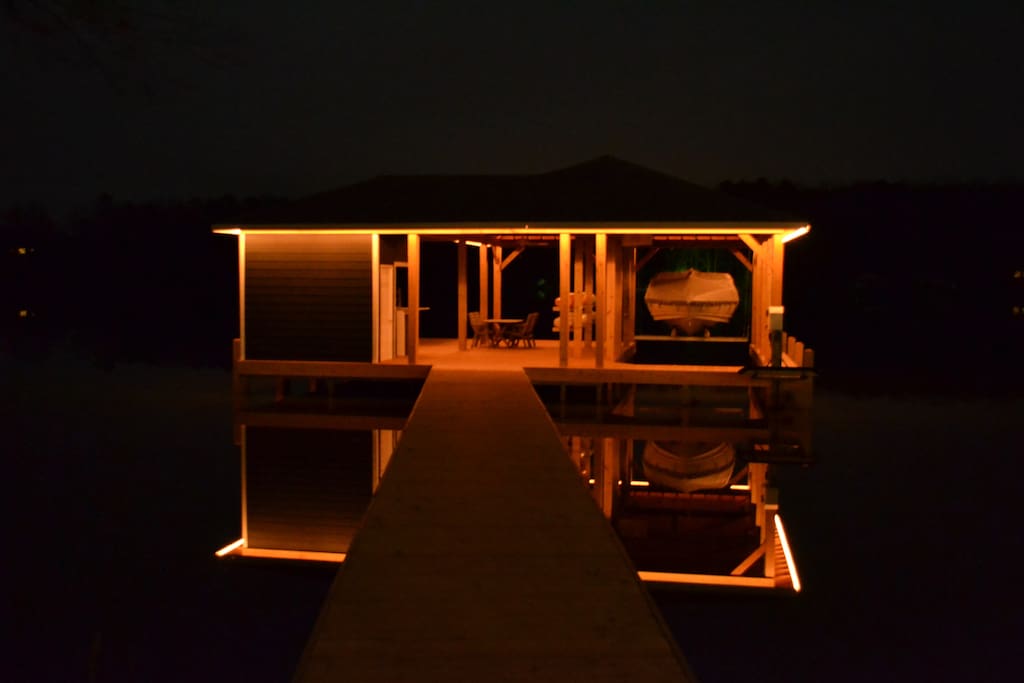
245;427;373;553
245;234;372;361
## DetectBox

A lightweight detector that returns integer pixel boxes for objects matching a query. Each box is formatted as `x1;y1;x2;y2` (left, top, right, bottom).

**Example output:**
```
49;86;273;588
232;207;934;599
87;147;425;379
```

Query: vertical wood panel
245;234;372;361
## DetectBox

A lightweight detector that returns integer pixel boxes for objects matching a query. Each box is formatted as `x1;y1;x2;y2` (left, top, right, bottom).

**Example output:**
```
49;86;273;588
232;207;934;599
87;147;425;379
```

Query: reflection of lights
239;547;346;562
214;538;346;563
17;247;32;255
215;538;245;557
19;310;30;318
774;514;801;592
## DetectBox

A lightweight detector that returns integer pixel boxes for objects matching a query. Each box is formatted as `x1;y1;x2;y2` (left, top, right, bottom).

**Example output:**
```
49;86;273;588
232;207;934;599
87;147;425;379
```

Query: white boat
643;269;739;335
641;440;736;493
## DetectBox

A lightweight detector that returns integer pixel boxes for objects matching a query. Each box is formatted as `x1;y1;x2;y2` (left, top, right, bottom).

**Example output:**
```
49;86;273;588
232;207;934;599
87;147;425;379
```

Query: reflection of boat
641;440;735;493
644;269;739;335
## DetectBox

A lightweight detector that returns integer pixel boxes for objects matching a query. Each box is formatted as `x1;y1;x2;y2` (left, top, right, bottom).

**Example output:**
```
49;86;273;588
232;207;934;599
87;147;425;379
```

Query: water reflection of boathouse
213;156;814;592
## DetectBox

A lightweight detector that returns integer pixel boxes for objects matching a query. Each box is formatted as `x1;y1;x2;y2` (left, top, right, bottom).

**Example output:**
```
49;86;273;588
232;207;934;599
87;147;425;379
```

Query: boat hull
644;269;739;335
641;440;736;493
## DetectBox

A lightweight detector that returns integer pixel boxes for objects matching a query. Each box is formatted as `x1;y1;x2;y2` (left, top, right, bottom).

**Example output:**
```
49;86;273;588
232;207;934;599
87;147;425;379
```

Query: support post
238;232;246;359
583;242;594;347
371;234;380;362
407;233;420;365
457;242;468;350
559;233;570;367
478;244;489;321
492;245;502;319
771;235;785;311
595;233;607;368
610;238;622;360
625;247;636;349
574;237;585;357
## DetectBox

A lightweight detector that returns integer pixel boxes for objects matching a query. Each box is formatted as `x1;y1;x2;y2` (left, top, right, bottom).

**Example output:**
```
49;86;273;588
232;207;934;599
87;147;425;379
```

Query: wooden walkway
293;368;697;682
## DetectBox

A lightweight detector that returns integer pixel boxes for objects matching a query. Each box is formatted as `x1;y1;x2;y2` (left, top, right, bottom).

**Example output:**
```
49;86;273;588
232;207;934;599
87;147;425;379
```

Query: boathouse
214;156;814;592
214;156;811;369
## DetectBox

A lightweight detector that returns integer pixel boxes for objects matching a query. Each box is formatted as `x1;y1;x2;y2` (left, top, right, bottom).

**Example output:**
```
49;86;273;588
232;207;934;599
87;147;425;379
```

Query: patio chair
468;311;490;347
503;312;539;348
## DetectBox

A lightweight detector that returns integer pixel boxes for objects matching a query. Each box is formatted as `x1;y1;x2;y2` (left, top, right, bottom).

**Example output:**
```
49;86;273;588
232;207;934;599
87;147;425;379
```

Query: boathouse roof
220;156;804;228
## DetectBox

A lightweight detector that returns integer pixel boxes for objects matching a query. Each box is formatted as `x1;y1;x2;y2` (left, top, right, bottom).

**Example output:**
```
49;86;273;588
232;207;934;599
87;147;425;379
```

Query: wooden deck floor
388;337;743;376
293;368;697;682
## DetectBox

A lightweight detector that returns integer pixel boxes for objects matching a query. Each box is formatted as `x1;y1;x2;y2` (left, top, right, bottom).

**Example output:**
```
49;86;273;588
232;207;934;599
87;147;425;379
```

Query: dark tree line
1;194;284;369
3;183;1022;393
721;180;1024;393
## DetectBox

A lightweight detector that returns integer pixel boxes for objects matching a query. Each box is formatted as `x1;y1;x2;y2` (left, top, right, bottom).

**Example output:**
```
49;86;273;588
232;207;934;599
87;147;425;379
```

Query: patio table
484;318;524;346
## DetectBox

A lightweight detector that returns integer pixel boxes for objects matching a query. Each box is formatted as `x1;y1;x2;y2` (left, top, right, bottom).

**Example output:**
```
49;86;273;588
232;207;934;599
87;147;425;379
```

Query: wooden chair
504;312;539;347
468;311;490;347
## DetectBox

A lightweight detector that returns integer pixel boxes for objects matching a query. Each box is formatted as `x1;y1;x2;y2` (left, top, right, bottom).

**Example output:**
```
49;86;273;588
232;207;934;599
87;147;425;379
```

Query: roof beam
636;247;661;272
738;234;763;255
500;246;524;270
730;248;754;272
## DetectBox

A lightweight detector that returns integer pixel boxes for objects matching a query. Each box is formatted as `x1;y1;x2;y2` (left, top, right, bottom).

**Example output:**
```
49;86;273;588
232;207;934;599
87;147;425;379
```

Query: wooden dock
293;368;697;682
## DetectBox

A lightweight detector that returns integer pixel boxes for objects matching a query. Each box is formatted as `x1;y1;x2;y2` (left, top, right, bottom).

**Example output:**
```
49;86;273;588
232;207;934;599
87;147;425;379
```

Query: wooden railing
781;331;814;368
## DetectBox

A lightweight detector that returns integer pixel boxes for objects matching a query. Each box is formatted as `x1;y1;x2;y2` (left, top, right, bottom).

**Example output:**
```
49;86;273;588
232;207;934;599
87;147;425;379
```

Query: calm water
8;353;1022;682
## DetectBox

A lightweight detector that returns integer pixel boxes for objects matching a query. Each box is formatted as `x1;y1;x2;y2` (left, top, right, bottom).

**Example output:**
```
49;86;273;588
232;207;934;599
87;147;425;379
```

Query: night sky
3;1;1022;213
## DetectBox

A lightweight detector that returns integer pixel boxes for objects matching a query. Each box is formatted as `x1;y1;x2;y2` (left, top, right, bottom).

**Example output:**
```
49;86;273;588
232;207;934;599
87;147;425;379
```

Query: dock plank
293;368;696;682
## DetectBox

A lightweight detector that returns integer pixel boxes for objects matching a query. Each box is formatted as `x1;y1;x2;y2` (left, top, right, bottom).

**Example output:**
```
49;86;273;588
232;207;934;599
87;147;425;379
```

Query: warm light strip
781;225;811;243
730;484;751;491
464;240;484;247
638;570;775;589
629;480;650;487
774;514;802;592
213;223;805;237
214;538;245;557
239;547;347;563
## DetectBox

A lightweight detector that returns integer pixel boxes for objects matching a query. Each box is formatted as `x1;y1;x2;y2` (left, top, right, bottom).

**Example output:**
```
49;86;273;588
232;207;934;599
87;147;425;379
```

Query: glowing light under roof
781;225;810;243
213;224;806;237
